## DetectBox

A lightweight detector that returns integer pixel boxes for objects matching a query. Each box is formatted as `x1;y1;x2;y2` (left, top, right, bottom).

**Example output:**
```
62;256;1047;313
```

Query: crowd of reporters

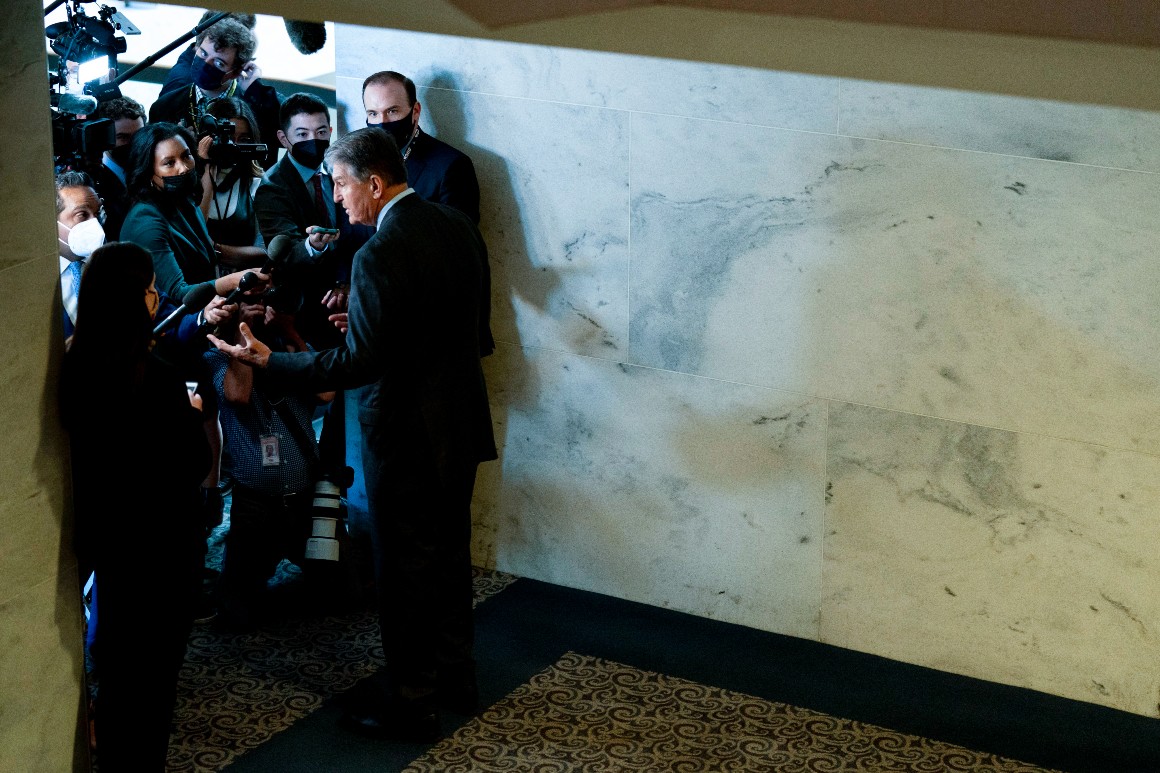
57;13;365;771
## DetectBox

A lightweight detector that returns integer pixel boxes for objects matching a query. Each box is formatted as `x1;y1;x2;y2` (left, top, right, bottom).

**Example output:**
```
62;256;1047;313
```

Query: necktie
63;259;84;323
312;173;331;228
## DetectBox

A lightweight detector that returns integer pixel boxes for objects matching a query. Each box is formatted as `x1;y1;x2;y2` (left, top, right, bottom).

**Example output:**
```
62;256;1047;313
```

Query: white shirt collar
375;188;414;229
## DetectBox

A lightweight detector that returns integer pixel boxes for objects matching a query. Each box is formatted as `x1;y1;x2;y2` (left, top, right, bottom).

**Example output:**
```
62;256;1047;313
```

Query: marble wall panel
840;81;1160;172
336;76;633;358
629;111;1160;452
474;344;827;639
336;25;837;133
821;402;1160;716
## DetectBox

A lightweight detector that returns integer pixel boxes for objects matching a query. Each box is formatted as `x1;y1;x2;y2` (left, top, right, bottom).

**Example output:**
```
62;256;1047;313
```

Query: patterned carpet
79;505;1148;772
167;553;517;772
404;651;1060;773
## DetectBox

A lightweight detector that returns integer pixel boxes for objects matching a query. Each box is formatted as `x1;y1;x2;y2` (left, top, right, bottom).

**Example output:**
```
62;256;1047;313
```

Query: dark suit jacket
406;129;480;224
406;130;494;356
254;155;370;350
148;82;282;170
267;193;497;478
90;162;130;242
120;195;217;302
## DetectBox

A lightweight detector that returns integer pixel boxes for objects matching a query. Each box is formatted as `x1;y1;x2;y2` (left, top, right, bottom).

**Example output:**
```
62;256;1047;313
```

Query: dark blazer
406;129;480;224
120;195;217;302
254;155;370;350
90;162;130;242
148;82;282;170
406;130;494;356
267;192;497;475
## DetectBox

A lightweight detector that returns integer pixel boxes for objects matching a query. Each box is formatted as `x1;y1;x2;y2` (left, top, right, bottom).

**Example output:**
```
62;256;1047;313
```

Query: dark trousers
92;520;201;771
362;421;479;709
219;484;313;605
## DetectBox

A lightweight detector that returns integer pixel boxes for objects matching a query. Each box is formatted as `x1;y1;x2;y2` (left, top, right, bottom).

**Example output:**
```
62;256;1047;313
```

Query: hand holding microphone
153;283;218;337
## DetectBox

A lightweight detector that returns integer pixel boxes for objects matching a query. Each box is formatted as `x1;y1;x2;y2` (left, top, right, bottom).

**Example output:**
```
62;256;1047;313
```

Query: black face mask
108;143;132;168
367;113;414;151
191;55;227;91
160;170;199;199
290;138;329;170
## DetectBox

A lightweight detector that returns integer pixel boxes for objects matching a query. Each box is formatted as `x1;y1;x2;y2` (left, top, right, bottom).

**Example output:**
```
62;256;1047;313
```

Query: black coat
405;130;494;356
148;81;282;170
267;192;497;478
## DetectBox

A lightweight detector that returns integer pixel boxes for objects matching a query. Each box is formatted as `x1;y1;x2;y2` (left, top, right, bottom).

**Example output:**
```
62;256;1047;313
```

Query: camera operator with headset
196;95;268;270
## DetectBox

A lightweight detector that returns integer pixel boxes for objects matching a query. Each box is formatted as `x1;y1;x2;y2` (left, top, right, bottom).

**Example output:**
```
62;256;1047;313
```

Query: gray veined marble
822;402;1160;717
475;345;827;639
337;24;837;133
629;110;1160;453
840;80;1160;173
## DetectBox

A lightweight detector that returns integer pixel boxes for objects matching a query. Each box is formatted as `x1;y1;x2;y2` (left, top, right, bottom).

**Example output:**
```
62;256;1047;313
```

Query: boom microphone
53;91;99;116
283;19;326;55
153;283;218;336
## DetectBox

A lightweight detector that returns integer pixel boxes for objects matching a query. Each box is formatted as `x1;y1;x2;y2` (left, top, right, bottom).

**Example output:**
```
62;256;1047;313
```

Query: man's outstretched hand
207;322;273;368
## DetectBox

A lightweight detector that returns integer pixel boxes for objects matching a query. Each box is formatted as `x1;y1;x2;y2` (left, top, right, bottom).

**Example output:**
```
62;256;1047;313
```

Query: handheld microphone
153;283;218;337
197;271;263;337
284;19;326;55
261;233;295;274
222;270;262;306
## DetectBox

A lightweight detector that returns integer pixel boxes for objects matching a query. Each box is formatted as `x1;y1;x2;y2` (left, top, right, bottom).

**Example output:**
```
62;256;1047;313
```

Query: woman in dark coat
120;121;267;528
61;241;212;771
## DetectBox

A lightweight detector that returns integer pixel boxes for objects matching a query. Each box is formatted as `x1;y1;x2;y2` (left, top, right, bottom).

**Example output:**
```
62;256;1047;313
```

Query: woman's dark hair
65;241;156;396
126;122;203;204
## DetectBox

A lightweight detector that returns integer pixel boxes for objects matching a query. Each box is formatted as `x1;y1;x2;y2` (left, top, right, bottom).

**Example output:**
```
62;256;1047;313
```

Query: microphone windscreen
284;19;326;55
184;283;219;309
56;92;99;116
264;234;296;270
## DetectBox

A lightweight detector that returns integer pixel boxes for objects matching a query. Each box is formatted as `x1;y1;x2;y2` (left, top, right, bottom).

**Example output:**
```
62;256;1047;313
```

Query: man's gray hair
324;127;407;186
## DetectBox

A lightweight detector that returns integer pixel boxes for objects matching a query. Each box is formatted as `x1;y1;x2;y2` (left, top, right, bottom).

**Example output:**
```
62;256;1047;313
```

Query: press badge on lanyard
261;434;282;466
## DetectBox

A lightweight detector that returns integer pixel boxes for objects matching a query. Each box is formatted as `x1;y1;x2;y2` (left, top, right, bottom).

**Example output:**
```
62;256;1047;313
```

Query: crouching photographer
204;288;357;631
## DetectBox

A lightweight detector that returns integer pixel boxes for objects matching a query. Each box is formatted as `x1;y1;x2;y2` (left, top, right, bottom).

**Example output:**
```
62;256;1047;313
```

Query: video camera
195;113;269;168
45;0;137;172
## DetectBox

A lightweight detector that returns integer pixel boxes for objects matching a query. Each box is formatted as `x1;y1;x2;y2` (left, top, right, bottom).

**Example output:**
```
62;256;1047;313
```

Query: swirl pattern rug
403;651;1060;773
163;515;518;772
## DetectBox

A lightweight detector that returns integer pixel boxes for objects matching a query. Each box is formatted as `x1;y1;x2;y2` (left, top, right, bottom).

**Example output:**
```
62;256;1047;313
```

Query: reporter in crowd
89;95;146;241
60;241;214;771
196;95;267;267
149;15;281;170
120;120;268;577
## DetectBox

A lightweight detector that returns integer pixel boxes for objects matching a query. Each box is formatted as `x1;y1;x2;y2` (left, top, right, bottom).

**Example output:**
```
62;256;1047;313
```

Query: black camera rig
196;113;270;168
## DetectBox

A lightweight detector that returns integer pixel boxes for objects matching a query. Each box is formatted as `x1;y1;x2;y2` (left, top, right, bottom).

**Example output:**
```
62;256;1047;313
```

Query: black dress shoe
339;704;441;743
437;682;480;715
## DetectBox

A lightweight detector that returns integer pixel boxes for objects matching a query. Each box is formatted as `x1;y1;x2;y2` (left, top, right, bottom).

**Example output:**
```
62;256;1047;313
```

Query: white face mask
60;218;106;259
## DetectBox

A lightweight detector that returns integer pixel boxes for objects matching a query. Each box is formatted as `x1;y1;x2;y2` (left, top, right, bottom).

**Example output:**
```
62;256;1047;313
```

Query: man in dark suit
208;127;496;741
254;92;364;353
148;17;281;170
90;96;146;241
363;70;494;356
